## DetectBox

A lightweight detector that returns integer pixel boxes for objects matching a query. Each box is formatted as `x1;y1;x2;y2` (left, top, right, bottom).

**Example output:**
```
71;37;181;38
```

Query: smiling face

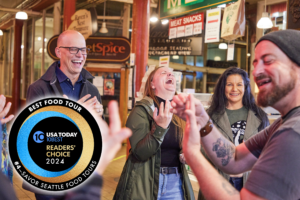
151;67;176;99
225;74;245;107
55;30;87;78
253;40;297;107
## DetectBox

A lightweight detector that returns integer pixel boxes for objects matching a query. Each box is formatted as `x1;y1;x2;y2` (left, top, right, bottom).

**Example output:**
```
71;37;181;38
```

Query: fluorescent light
217;4;226;8
15;11;28;20
218;43;227;49
172;55;179;59
0;30;3;36
272;12;279;17
38;37;41;41
162;19;169;25
257;12;273;29
214;56;221;61
150;16;158;23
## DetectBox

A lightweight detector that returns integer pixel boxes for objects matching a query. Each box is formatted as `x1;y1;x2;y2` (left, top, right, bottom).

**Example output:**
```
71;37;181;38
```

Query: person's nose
75;49;83;57
252;61;265;78
232;84;237;91
167;72;174;77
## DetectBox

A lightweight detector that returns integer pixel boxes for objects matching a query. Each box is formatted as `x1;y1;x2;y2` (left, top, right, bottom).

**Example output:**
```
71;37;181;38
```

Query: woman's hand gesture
153;100;173;129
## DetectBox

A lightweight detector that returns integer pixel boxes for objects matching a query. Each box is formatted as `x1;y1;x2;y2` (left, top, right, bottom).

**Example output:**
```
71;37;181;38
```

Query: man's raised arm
171;93;257;174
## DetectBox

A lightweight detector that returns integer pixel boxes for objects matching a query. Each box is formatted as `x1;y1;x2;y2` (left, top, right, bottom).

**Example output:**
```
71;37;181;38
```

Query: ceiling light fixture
257;0;273;29
150;16;158;23
218;43;227;49
15;11;28;20
172;55;179;59
162;19;169;25
0;30;3;36
99;1;108;33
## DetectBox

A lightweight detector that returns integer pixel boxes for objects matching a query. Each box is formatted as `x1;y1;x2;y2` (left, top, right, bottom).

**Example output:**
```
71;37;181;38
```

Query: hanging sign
47;35;131;63
227;43;235;61
205;7;221;43
159;0;237;19
68;8;98;39
169;13;204;39
159;56;170;67
149;23;203;56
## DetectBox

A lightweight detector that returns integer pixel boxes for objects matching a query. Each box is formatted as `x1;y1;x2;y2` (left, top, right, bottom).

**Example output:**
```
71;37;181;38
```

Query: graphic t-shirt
225;107;248;146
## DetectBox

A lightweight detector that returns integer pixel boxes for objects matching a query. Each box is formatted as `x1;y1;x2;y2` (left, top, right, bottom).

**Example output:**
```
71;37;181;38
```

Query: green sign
159;0;237;19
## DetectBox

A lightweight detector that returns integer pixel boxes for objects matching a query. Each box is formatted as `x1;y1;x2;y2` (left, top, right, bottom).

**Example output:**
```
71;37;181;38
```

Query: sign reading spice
47;35;131;63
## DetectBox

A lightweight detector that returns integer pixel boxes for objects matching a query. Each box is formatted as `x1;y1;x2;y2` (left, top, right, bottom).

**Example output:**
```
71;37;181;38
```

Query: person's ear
55;47;61;59
151;82;155;89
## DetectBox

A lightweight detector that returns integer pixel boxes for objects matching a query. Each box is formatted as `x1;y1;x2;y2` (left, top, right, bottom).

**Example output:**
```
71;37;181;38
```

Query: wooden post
63;0;76;31
12;19;23;114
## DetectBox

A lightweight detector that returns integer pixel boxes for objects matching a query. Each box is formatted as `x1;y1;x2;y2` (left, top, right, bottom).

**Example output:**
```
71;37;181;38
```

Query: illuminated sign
159;0;237;19
47;35;131;63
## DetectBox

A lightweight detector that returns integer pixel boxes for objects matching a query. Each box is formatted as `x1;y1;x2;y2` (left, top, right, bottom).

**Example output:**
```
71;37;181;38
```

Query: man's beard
257;72;296;107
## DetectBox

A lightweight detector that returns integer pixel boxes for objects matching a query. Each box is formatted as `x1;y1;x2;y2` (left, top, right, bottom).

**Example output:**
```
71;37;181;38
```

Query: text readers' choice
9;98;102;192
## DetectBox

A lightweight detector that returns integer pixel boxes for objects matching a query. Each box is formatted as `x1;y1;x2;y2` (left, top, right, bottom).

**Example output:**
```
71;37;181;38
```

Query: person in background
26;30;103;118
25;30;104;200
0;94;131;200
172;29;300;199
113;67;194;200
0;95;14;183
198;67;269;199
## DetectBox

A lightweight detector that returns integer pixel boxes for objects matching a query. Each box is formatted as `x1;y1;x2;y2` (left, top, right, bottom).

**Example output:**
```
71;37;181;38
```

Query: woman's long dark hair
207;67;269;130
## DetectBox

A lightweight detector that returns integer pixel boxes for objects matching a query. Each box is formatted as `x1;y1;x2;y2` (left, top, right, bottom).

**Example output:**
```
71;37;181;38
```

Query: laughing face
225;74;245;107
253;40;297;107
151;67;176;98
55;31;87;78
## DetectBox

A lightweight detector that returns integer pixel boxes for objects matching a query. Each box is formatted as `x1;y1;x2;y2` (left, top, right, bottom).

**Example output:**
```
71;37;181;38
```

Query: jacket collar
136;96;155;117
41;61;94;84
211;109;261;141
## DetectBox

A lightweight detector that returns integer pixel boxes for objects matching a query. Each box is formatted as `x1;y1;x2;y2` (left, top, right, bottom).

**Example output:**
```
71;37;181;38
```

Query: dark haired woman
198;67;269;200
114;67;194;200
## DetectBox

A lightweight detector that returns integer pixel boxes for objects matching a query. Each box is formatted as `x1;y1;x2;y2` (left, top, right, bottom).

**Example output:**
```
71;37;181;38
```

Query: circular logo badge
9;98;102;192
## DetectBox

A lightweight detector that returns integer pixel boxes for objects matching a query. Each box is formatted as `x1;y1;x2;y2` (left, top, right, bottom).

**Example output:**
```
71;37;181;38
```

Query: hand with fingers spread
153;100;173;129
0;95;14;124
171;93;209;128
183;94;202;164
63;94;100;115
93;100;104;117
95;101;132;174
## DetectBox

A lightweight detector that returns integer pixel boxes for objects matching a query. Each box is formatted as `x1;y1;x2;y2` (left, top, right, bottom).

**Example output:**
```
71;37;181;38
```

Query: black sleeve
26;84;44;104
59;174;103;200
245;128;300;200
0;173;18;200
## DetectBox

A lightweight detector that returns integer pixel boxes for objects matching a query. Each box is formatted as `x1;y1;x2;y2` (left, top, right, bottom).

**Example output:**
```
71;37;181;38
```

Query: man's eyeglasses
59;46;90;55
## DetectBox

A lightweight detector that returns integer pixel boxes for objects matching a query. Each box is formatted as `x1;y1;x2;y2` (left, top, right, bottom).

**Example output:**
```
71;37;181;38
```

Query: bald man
27;30;104;116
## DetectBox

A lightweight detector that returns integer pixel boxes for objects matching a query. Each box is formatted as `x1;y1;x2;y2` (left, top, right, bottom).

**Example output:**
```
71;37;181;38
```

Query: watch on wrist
200;118;213;137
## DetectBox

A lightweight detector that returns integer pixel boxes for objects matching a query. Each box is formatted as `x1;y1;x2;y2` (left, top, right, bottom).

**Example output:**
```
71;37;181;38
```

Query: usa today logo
9;98;102;192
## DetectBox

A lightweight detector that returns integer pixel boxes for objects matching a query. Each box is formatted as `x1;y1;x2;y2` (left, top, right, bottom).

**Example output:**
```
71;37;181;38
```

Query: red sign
169;13;204;39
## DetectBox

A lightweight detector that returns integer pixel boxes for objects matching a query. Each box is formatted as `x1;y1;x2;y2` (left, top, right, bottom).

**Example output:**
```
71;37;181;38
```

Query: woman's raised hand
153;100;173;129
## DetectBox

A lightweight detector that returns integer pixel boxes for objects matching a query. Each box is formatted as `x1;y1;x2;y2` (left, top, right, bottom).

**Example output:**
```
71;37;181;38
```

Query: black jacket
26;61;102;104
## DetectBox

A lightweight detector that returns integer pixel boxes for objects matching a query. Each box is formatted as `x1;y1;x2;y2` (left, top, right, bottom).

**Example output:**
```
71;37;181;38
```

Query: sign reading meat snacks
169;13;204;39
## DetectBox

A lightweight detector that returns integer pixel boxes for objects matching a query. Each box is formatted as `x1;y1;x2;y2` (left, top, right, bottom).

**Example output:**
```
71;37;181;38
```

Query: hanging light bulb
99;1;108;33
257;12;273;29
0;30;3;36
15;11;28;20
219;43;227;49
257;0;273;29
150;16;158;23
161;19;169;25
